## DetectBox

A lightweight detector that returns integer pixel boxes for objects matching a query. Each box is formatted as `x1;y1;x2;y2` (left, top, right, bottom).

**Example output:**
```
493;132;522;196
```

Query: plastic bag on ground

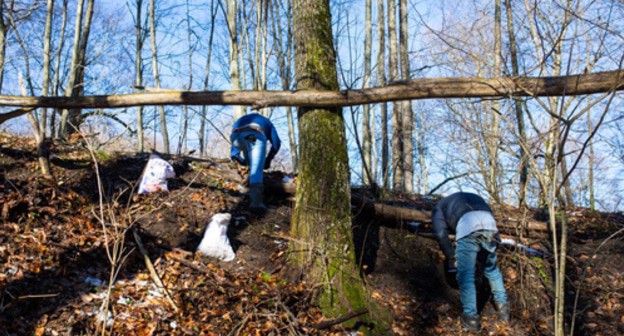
197;213;236;262
138;154;176;194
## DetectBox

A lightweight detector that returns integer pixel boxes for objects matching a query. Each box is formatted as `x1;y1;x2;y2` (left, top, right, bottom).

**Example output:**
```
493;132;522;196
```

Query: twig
308;308;368;330
18;293;60;299
132;229;179;312
279;300;300;335
228;313;251;336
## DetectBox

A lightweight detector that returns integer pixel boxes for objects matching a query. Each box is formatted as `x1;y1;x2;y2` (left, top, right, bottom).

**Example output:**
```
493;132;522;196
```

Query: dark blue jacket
431;192;493;259
230;113;281;166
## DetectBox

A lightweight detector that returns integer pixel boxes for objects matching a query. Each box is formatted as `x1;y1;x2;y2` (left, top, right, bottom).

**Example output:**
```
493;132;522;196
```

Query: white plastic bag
138;154;176;194
197;213;236;262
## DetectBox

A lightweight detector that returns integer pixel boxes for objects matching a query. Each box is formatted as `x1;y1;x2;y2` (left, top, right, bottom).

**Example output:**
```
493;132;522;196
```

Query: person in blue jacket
230;113;281;211
431;192;510;332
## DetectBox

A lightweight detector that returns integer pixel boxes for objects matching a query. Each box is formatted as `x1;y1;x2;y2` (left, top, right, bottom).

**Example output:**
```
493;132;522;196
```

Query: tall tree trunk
399;0;412;192
377;0;388;188
59;0;84;136
70;0;94;130
59;0;94;135
228;0;244;119
415;112;428;193
271;0;297;171
199;0;217;158
0;2;6;93
52;0;68;138
134;0;145;153
524;1;573;333
149;0;170;153
8;2;52;178
362;0;373;187
505;0;528;208
560;154;575;206
177;0;194;156
388;0;402;191
41;0;54;136
588;108;595;210
291;0;389;330
485;0;502;202
36;0;55;178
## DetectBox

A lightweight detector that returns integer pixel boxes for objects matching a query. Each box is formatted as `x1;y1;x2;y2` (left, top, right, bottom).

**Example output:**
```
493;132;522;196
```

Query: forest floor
1;133;623;336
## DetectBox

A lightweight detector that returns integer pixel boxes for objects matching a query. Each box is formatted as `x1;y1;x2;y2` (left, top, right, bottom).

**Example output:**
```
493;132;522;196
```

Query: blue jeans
230;130;267;185
456;230;507;316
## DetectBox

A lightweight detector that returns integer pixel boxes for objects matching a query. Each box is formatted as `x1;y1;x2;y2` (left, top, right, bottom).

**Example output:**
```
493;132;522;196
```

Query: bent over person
431;192;510;332
230;113;281;212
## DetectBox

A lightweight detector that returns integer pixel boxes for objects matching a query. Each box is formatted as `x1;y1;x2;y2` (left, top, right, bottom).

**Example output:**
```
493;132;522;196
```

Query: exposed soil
1;133;623;335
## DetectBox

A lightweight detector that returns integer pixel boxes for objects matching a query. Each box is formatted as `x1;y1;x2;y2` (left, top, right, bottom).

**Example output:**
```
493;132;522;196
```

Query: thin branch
307;308;368;330
0;107;35;124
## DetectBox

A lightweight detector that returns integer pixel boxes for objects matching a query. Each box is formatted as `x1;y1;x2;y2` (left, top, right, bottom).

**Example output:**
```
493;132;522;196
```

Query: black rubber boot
462;314;481;333
249;184;268;213
495;301;510;322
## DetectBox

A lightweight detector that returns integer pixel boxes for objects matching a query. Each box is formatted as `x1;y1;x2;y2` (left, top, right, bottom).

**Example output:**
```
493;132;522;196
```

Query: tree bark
290;0;390;330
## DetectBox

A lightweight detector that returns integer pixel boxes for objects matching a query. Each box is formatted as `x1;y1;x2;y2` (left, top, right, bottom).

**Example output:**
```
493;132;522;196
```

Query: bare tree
361;0;373;186
388;0;403;190
227;0;244;120
398;0;413;192
177;0;196;156
378;0;388;188
132;0;147;153
0;0;7;92
148;0;170;153
40;0;54;137
505;0;529;207
60;0;94;136
51;0;68;137
198;0;217;158
270;0;298;171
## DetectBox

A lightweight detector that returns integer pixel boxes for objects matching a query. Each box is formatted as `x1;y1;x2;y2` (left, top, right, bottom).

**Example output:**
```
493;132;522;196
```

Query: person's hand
444;256;459;289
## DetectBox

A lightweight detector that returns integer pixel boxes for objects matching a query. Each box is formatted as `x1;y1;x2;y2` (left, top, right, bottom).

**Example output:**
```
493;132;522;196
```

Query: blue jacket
431;192;493;259
230;113;281;166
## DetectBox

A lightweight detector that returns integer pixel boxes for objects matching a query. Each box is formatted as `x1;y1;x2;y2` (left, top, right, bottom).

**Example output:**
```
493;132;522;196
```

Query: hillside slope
1;134;622;335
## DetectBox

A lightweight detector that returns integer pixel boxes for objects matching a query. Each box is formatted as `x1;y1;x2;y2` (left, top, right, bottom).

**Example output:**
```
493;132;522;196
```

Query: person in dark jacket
431;192;509;332
230;113;281;211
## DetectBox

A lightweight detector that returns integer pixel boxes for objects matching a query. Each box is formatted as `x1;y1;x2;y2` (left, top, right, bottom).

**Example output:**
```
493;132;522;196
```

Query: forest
1;0;623;335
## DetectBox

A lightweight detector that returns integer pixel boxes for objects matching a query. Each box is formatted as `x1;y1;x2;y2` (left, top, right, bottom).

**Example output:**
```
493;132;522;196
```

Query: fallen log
266;181;549;235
